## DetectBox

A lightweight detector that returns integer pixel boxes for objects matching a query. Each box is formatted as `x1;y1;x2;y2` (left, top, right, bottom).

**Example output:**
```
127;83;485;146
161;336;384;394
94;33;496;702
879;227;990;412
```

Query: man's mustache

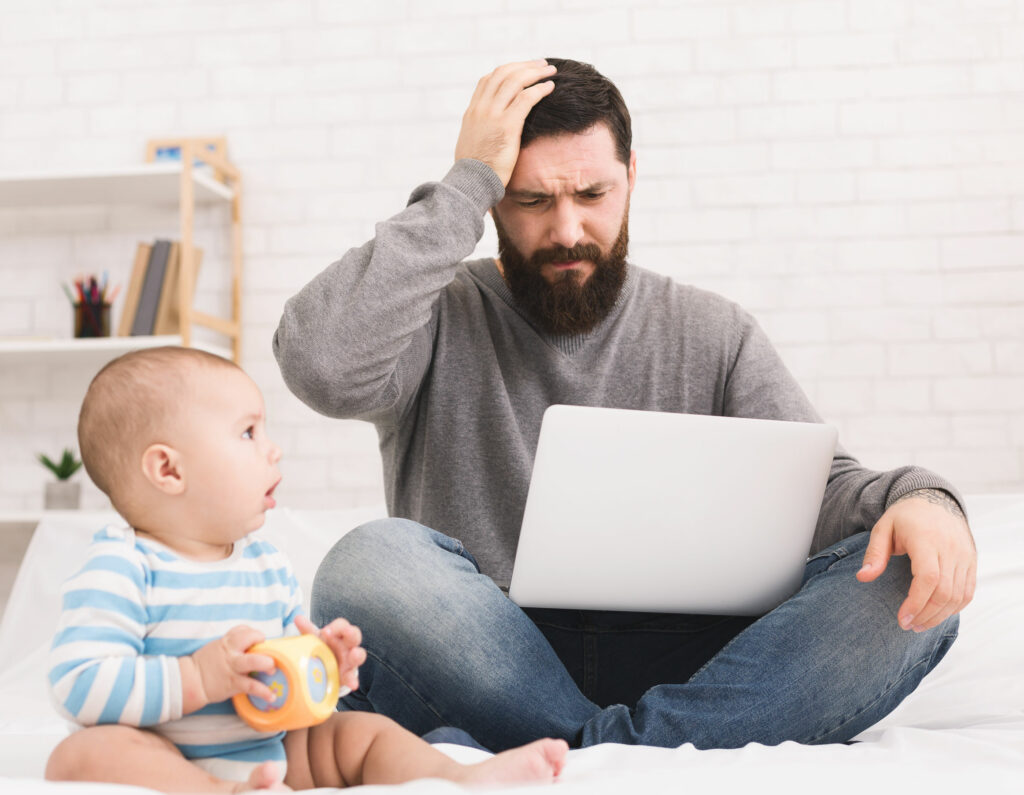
528;242;605;268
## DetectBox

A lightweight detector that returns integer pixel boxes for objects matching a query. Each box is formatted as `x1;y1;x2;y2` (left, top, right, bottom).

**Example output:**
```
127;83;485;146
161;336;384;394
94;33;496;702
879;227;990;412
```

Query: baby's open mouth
264;478;281;508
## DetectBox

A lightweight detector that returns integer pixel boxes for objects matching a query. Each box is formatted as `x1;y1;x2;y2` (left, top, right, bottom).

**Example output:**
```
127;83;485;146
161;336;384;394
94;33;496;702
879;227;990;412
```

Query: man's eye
517;199;545;208
581;192;605;201
242;427;254;440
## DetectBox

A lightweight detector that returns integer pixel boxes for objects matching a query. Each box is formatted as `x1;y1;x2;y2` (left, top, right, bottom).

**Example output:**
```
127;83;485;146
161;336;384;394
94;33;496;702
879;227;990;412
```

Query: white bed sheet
1;496;1022;793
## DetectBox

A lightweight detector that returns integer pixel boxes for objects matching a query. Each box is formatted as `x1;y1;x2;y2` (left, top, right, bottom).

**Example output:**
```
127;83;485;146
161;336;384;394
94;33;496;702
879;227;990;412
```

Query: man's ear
140;444;185;496
627;149;637;194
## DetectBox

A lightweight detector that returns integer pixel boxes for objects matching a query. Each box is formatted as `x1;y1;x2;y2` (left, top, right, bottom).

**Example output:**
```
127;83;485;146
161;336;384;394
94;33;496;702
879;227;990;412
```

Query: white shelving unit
0;142;243;360
0;334;230;367
0;162;233;208
1;140;244;524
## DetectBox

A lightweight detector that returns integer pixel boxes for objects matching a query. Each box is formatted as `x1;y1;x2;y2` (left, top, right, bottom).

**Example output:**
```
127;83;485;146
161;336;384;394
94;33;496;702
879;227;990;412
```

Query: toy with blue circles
233;634;347;732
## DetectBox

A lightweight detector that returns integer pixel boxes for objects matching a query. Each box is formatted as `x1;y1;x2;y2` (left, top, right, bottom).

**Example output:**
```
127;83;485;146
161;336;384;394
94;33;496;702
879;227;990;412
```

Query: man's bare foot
232;761;289;792
459;738;568;785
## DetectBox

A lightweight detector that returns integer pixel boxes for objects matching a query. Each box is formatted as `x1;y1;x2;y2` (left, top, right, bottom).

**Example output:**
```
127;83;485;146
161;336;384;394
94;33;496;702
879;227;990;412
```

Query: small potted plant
38;448;83;510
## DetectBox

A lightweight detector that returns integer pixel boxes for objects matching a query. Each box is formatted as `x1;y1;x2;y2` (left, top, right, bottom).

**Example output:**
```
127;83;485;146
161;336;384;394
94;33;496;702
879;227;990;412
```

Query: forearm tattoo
894;488;967;522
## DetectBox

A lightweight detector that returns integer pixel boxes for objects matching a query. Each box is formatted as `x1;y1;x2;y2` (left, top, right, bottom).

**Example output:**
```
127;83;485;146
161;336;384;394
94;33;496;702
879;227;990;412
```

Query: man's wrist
443;158;505;213
895;487;967;522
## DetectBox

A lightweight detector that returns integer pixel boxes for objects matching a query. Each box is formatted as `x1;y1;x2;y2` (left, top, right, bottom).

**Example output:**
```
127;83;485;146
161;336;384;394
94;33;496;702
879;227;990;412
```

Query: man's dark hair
522;58;632;165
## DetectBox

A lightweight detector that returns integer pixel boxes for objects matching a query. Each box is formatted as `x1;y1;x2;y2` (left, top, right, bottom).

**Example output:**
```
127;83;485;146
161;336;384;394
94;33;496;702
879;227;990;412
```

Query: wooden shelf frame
144;136;243;362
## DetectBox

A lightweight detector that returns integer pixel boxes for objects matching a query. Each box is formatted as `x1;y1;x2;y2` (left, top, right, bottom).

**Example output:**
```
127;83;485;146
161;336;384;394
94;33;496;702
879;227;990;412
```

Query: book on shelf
154;243;203;335
116;242;150;337
117;239;203;338
130;239;171;336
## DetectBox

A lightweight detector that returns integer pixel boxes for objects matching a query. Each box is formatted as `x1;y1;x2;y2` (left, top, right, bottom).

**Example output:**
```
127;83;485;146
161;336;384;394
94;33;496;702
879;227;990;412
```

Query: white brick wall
1;0;1023;515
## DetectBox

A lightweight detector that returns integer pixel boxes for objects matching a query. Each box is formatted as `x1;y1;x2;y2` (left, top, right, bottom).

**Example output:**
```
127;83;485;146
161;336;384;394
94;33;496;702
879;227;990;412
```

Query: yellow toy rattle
233;634;348;732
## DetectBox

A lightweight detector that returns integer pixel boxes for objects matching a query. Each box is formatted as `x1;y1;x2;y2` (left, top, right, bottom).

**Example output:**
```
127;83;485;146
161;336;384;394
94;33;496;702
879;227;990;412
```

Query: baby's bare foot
459;738;568;785
232;761;290;792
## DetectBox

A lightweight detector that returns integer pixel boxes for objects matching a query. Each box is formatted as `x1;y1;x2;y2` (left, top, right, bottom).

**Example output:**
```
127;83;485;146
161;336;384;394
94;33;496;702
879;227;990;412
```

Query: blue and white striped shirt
48;524;303;767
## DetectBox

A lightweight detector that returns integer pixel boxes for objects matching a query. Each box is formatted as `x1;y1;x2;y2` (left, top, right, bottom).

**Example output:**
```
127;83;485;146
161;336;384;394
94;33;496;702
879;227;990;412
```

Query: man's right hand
454;60;557;187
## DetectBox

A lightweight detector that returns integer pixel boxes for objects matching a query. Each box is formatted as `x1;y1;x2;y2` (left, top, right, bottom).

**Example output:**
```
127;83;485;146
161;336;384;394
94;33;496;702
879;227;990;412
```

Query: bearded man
274;59;975;752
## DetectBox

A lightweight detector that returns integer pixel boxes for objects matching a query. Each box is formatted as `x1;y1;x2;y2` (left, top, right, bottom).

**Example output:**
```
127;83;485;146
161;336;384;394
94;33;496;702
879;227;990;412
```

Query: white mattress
1;496;1022;793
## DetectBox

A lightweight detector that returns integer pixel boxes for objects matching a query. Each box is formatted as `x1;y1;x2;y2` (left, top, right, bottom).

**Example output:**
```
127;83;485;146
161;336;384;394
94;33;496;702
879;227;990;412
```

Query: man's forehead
509;124;625;190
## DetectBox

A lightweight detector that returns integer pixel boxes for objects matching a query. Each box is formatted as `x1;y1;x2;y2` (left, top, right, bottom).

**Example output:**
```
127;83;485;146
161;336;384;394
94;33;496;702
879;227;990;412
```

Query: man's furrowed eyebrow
576;181;614;194
508;182;615;200
508;189;550;200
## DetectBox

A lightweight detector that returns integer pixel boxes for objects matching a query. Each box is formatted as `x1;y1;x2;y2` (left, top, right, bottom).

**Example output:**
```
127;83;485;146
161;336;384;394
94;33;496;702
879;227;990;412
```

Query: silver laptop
508;405;838;616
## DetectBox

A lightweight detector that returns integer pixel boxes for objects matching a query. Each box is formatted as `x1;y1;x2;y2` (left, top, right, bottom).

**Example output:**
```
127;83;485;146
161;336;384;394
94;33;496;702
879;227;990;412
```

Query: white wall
1;0;1022;514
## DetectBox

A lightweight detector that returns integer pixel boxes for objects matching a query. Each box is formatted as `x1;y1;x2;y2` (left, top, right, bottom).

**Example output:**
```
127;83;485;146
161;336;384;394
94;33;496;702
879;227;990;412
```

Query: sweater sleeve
723;307;966;554
47;531;183;727
273;159;505;426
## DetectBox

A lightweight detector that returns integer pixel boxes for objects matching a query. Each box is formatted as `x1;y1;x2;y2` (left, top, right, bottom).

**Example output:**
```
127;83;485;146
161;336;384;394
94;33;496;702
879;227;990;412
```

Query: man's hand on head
454;60;556;187
856;488;977;632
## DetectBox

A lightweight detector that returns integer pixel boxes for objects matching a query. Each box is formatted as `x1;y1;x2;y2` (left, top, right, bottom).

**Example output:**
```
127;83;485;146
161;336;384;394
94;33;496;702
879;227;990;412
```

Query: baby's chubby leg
287;614;566;786
283;711;567;788
45;725;284;793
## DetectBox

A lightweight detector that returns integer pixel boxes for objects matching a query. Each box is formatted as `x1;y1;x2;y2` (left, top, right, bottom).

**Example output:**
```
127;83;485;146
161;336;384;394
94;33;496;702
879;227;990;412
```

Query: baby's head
78;346;282;557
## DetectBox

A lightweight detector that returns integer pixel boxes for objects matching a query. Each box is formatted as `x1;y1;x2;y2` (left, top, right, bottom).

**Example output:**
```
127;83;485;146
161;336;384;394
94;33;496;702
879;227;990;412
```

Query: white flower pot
44;481;80;510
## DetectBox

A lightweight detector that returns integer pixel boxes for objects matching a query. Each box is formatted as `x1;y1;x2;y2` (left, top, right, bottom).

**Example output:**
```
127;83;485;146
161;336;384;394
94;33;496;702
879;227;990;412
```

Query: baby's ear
140;444;185;496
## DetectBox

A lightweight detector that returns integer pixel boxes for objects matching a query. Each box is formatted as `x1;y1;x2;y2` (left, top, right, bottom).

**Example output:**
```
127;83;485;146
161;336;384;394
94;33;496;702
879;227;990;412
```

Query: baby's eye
242;426;254;440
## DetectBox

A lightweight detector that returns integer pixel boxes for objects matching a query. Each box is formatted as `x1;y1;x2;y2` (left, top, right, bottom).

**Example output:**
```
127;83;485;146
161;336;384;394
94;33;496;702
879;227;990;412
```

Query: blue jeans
311;518;958;751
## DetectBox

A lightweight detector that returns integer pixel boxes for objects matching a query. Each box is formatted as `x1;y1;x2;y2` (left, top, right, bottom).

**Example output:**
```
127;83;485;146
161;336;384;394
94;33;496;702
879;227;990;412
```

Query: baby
46;346;566;792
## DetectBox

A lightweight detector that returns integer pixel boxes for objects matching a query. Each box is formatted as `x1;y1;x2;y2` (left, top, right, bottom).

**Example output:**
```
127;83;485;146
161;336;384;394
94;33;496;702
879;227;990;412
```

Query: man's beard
493;208;630;337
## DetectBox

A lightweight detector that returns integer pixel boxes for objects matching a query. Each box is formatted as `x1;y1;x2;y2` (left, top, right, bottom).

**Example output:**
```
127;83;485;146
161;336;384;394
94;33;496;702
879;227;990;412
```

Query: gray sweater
274;159;962;589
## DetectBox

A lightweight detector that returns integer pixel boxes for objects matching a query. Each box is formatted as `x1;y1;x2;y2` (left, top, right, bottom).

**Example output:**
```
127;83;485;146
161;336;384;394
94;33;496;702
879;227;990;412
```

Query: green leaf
37;447;82;480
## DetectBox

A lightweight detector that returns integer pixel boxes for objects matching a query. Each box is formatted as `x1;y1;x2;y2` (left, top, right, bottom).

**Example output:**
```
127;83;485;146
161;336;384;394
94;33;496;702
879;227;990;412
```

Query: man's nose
548;199;584;250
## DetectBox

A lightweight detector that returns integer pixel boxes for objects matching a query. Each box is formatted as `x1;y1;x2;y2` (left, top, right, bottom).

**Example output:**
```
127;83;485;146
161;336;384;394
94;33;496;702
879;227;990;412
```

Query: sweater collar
469;258;638;355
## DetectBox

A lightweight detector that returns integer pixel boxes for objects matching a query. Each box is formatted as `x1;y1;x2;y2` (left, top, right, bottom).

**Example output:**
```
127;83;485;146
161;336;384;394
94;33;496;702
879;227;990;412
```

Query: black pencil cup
74;303;111;338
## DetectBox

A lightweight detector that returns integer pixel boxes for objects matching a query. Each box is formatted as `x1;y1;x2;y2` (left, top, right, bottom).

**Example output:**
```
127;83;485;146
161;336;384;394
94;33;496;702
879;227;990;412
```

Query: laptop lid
508;405;838;615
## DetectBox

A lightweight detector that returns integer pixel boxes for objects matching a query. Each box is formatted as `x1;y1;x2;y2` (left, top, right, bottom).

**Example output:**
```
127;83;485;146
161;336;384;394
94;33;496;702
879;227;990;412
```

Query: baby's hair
78;346;240;505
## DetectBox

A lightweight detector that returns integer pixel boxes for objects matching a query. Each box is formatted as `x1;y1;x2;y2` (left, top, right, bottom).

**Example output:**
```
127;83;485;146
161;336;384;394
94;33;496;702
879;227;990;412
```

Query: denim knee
312;518;420;624
309;517;482;630
323;517;434;567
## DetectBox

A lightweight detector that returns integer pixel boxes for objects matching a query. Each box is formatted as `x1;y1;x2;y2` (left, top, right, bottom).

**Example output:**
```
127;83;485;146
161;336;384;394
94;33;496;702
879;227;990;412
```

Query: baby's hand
294;614;365;694
183;625;277;713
